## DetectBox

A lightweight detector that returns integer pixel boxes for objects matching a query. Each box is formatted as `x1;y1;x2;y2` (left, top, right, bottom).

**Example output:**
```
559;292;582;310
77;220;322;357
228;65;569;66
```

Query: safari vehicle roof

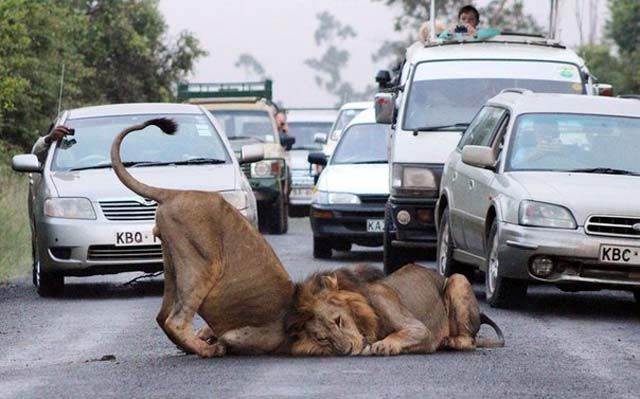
200;101;277;113
411;34;585;67
286;108;338;124
343;107;376;128
66;103;203;120
488;92;640;117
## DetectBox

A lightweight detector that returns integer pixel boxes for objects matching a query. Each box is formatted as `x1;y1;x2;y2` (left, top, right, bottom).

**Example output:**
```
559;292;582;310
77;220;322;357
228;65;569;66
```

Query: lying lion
287;264;504;356
110;118;294;357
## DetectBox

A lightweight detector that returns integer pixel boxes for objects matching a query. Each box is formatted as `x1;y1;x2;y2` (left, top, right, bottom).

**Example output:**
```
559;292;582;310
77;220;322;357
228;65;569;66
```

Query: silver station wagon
436;91;640;308
12;103;261;296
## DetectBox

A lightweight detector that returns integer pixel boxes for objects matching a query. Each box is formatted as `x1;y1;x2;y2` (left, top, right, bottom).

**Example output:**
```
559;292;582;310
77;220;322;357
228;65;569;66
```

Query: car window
458;106;506;149
331;123;389;165
330;109;365;140
51;114;230;171
506;113;640;173
288;122;333;150
403;61;584;131
209;110;276;143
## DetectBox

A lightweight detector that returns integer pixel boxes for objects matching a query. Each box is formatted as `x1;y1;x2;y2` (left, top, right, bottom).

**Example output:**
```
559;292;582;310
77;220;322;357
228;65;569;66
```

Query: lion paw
199;342;226;358
370;340;402;356
196;325;216;343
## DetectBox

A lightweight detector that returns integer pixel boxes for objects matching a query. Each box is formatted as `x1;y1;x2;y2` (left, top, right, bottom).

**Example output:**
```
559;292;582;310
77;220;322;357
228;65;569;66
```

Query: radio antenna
57;62;65;115
429;0;436;41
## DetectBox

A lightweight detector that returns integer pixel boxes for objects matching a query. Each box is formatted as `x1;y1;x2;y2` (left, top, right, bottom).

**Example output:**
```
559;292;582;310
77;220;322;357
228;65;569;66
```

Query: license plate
292;188;313;198
600;245;640;265
115;231;160;247
366;219;385;233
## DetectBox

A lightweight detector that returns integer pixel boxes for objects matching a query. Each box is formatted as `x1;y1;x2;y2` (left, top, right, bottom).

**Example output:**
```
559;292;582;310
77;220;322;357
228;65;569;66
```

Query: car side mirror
12;154;41;173
376;70;392;90
308;152;327;167
240;144;264;165
375;92;395;124
280;135;295;151
461;145;496;170
313;133;328;144
594;83;613;97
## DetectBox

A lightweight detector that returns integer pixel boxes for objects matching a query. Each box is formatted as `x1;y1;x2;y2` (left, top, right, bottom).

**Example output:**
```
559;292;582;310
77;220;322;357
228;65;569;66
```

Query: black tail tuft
145;118;178;134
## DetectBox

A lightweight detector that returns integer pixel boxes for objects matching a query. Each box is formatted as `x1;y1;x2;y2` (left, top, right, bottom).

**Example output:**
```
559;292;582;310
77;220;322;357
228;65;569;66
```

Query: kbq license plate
115;231;160;247
600;245;640;265
366;219;385;233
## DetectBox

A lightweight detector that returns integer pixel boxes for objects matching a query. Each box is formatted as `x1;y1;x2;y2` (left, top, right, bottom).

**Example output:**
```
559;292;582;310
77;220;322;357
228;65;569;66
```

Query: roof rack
618;94;640;100
499;32;546;38
425;33;566;50
500;88;533;95
177;80;273;102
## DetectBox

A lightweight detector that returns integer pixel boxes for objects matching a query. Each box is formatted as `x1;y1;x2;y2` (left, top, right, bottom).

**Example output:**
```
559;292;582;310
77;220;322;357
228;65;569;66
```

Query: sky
159;0;608;107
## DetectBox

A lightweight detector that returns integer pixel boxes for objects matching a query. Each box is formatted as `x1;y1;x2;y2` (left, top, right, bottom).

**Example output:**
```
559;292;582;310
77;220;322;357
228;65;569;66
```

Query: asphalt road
1;217;639;398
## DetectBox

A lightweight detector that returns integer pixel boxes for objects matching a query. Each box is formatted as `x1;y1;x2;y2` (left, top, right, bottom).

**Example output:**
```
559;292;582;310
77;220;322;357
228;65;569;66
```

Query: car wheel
333;241;352;252
313;237;332;259
265;196;288;235
437;208;474;282
383;206;413;275
485;220;527;308
34;258;64;297
633;290;640;311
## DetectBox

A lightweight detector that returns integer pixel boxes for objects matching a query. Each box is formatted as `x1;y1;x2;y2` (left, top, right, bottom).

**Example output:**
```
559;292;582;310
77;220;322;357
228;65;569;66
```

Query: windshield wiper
228;135;265;142
173;158;227;165
567;167;639;176
412;123;470;133
68;161;138;172
347;160;388;165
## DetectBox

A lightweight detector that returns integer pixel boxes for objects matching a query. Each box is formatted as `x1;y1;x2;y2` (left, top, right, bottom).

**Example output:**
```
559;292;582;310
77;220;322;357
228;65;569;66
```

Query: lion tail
110;118;178;204
475;313;505;348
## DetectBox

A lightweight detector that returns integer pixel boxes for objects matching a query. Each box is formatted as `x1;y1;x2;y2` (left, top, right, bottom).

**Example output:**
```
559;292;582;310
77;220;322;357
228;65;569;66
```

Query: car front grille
358;194;389;205
585;215;640;239
87;244;163;261
100;200;157;221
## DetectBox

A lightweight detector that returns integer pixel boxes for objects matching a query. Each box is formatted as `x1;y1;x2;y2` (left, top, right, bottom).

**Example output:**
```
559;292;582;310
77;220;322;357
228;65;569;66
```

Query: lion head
287;266;382;356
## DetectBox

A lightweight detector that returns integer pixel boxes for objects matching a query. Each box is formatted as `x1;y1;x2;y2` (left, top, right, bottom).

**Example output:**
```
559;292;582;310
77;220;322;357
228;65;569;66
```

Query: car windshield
404;61;584;131
288;122;333;150
209;110;275;142
51;114;230;172
331;123;389;165
330;108;365;139
506;113;640;174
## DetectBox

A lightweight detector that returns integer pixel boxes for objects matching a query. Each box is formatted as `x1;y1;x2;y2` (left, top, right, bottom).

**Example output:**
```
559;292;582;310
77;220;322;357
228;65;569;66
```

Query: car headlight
251;159;283;178
392;164;437;193
313;191;361;205
220;190;248;210
44;198;96;220
519;200;577;229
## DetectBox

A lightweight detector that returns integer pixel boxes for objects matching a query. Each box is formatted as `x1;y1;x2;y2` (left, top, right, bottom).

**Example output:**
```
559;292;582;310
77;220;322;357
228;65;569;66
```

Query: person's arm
32;126;71;163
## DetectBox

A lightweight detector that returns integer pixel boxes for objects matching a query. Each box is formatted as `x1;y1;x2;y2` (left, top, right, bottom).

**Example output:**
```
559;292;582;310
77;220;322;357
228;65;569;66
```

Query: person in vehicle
510;118;564;167
455;5;480;37
275;111;289;135
32;125;73;163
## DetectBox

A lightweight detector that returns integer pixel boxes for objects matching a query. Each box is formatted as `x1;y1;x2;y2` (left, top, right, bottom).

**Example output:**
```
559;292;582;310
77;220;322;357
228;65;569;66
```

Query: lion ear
320;274;338;290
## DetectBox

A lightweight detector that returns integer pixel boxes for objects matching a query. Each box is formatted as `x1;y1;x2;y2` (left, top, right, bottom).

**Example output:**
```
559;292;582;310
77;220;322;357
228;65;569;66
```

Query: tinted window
331;124;389;165
506;113;640;174
288;122;333;150
210;110;276;143
458;107;506;149
52;114;229;171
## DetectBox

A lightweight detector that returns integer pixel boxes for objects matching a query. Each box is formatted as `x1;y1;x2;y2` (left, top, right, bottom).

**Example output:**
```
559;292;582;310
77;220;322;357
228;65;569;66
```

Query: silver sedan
436;92;640;308
12;103;261;296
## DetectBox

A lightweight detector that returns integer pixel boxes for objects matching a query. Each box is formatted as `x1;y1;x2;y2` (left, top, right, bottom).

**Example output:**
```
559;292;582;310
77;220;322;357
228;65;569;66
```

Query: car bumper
310;203;385;246
498;221;640;288
290;173;314;206
388;197;438;249
36;208;253;276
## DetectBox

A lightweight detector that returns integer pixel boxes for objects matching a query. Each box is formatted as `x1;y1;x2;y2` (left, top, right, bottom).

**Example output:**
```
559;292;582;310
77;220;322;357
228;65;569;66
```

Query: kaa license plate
115;231;160;247
600;245;640;265
366;219;385;233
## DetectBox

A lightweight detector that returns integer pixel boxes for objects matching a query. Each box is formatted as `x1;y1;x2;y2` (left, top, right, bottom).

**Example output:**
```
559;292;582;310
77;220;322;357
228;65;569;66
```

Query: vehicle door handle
452;171;458;181
468;179;475;190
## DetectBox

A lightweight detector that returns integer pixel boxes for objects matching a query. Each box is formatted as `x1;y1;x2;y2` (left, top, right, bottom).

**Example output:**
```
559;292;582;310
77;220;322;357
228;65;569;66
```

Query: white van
375;33;606;274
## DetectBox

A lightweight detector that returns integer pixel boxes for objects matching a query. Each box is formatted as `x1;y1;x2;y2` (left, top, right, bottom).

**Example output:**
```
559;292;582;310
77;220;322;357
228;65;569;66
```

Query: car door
456;106;507;256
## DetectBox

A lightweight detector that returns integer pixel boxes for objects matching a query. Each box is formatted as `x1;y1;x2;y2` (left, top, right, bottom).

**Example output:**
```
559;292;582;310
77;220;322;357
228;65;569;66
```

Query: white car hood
508;172;640;224
50;164;238;201
318;164;389;195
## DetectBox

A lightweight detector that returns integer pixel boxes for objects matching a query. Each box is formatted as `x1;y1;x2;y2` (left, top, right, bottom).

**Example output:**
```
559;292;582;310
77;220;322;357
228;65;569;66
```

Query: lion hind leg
443;274;481;351
218;320;284;355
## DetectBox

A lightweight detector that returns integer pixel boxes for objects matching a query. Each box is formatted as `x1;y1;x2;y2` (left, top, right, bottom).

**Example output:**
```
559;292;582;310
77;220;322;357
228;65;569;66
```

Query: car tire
437;208;474;282
633;290;640;310
485;220;527;308
32;240;64;297
383;206;413;275
265;195;288;235
333;241;352;252
313;237;332;259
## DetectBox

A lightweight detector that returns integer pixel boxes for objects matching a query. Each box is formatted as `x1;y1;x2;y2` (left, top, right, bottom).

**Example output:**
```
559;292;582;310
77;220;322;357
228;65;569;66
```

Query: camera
454;25;468;34
67;128;75;136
